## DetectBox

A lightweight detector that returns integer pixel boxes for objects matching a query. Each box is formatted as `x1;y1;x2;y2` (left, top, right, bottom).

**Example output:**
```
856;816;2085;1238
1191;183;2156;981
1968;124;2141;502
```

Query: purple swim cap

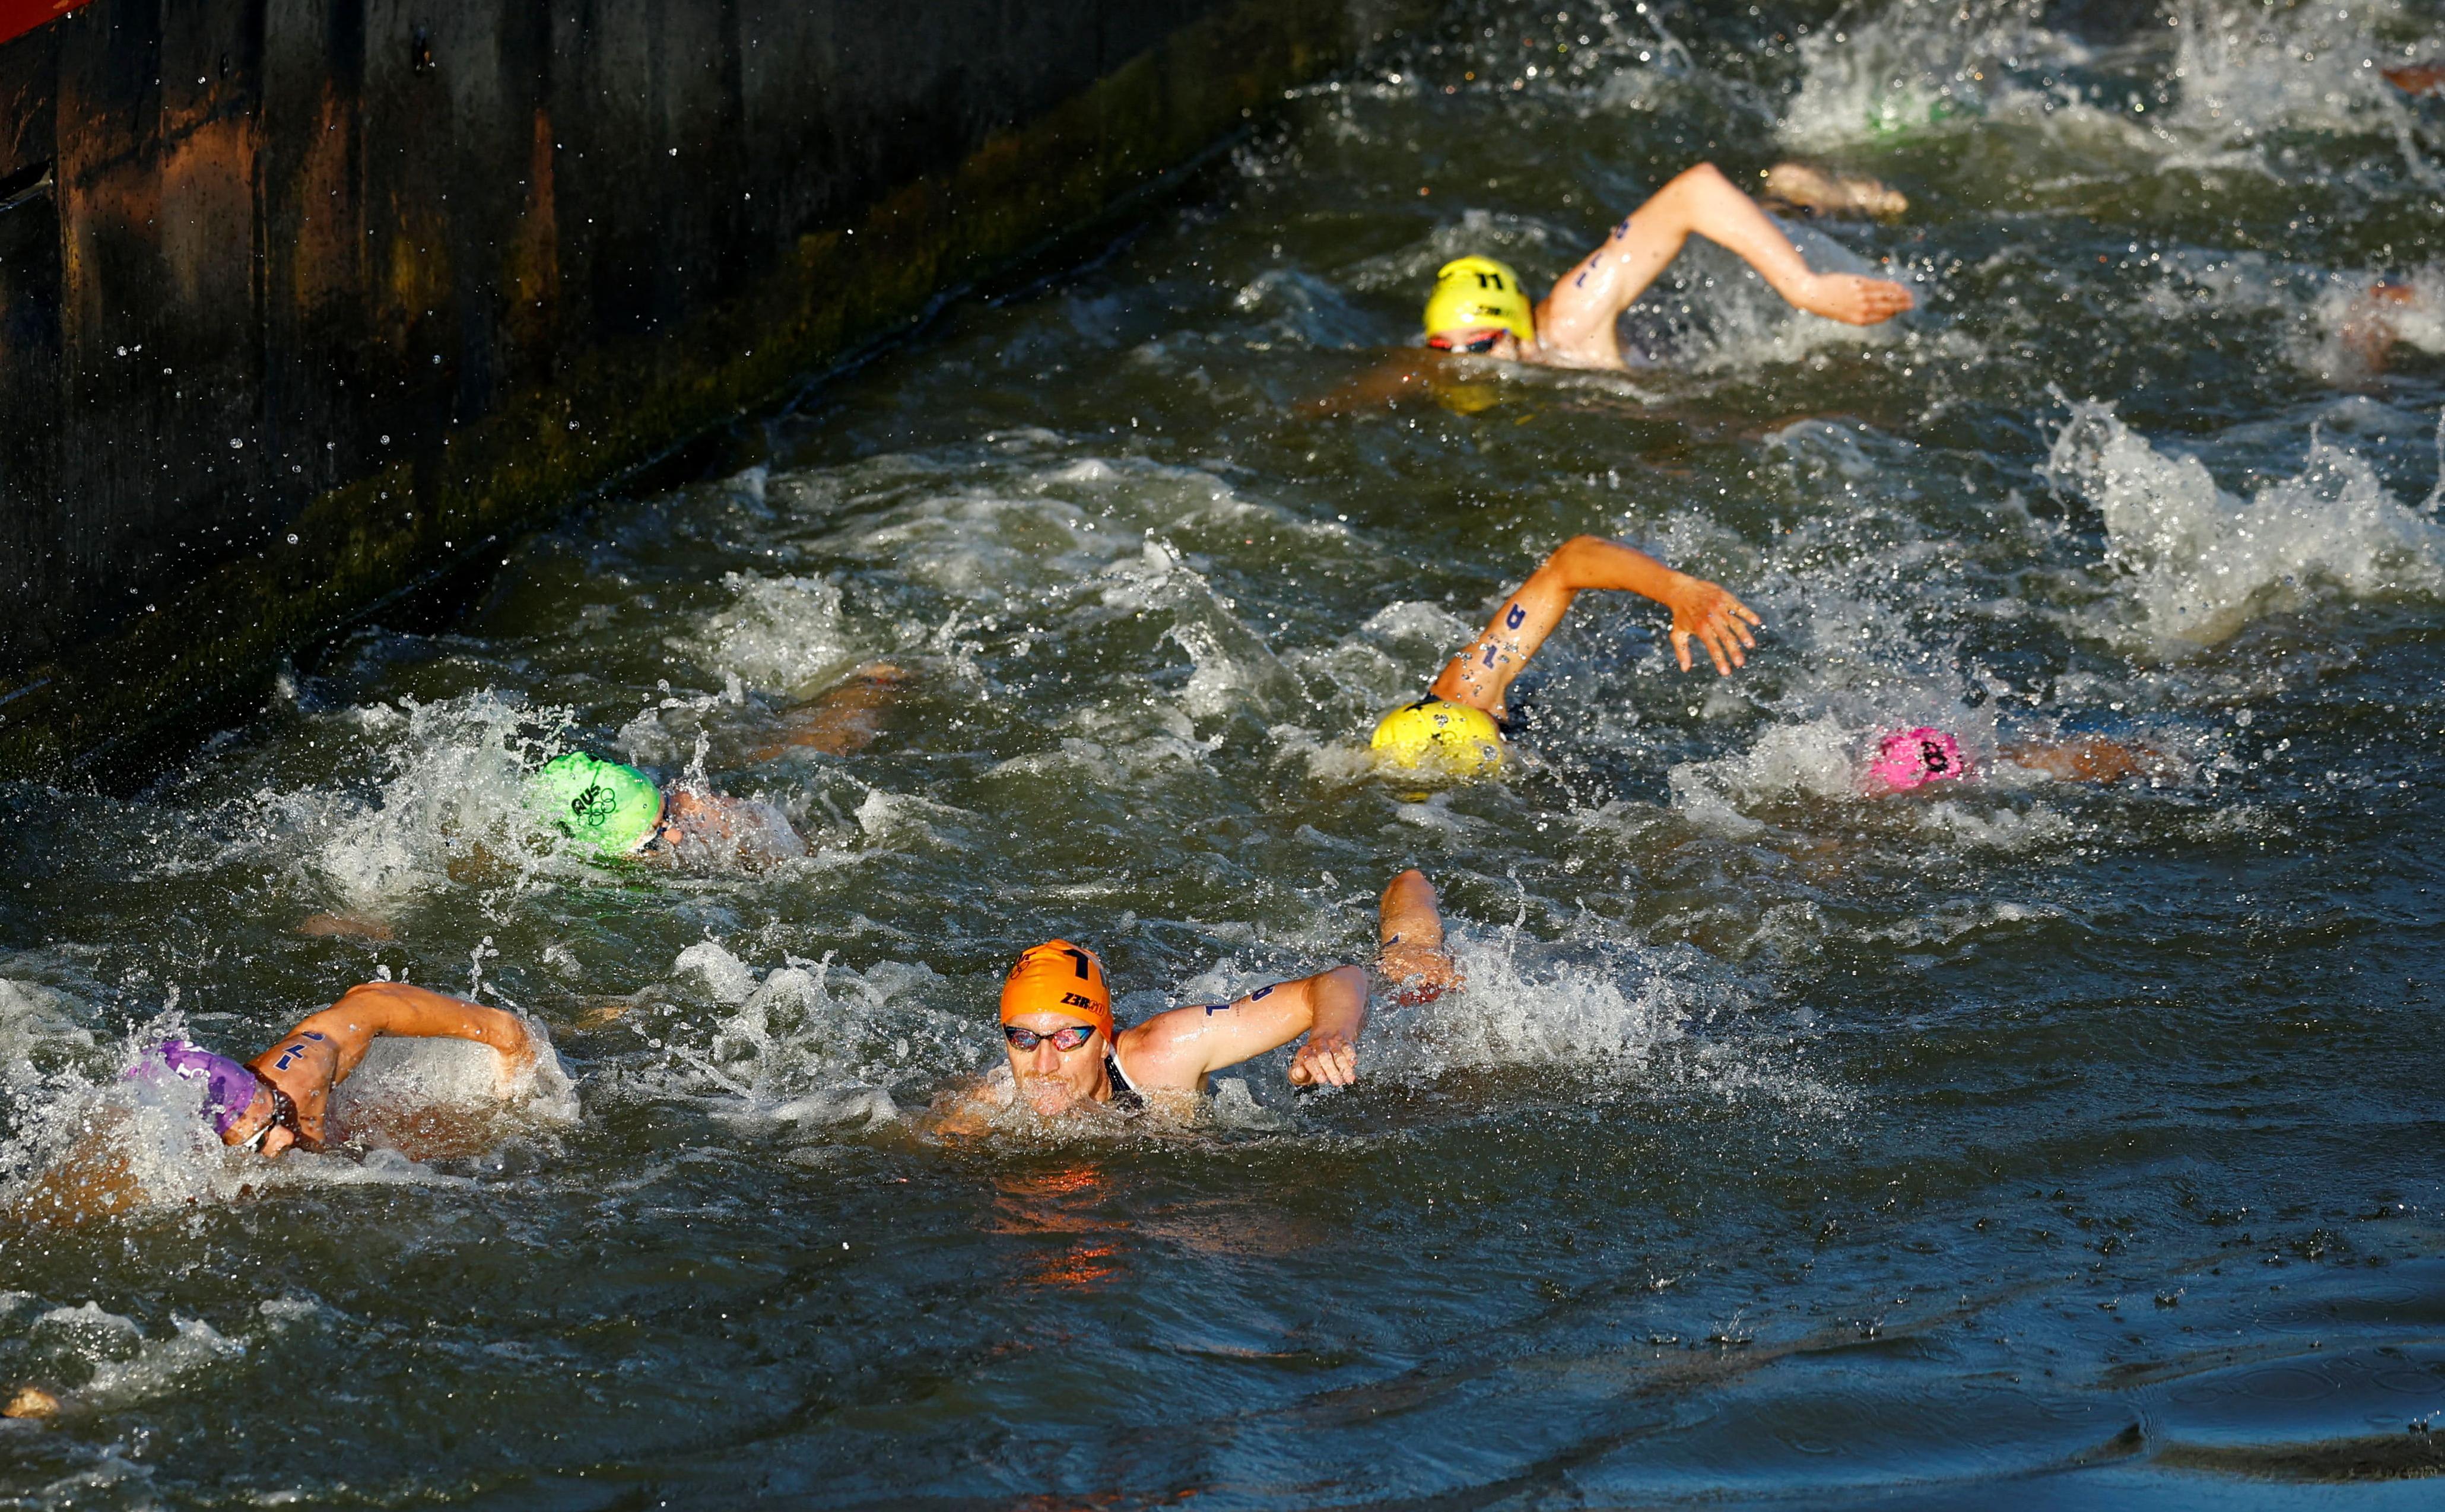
1868;727;1970;793
130;1040;262;1136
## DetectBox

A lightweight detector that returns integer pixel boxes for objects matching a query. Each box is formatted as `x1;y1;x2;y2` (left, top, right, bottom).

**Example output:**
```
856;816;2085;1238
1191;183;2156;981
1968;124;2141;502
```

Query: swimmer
291;749;777;941
529;663;915;859
291;669;903;936
929;869;1459;1131
1756;163;1910;221
14;983;535;1221
1451;161;1914;370
1370;535;1759;778
1864;725;2174;795
1312;161;1914;414
528;750;805;865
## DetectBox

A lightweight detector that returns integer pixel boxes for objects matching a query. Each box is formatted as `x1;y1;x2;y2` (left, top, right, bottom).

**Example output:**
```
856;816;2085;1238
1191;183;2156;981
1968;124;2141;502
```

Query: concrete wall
0;0;1416;778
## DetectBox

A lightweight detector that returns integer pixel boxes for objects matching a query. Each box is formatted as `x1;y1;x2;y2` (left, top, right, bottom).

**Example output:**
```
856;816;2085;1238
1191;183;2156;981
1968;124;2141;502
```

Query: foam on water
2168;0;2444;148
249;691;570;917
1370;927;1693;1076
612;941;973;1127
1778;0;2065;149
2045;398;2445;653
1780;0;2444;171
681;571;859;697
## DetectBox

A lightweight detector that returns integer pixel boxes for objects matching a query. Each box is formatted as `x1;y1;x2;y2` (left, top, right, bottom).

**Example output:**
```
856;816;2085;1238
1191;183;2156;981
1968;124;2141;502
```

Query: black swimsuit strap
1103;1053;1145;1111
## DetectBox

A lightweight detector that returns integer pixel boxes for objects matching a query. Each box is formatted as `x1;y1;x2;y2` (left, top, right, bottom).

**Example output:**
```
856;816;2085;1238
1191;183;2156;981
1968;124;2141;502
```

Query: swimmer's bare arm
1999;736;2168;784
1427;535;1760;718
652;789;807;864
747;662;913;761
1310;357;1437;415
1377;868;1462;1003
2384;63;2445;96
1118;965;1371;1090
246;983;532;1151
1535;163;1914;370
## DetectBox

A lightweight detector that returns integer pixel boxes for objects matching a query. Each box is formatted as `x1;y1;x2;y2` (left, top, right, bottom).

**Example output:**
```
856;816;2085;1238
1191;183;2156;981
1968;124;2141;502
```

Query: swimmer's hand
1660;574;1761;676
1792;271;1915;326
1287;1031;1359;1088
1378;939;1463;1005
487;1015;537;1098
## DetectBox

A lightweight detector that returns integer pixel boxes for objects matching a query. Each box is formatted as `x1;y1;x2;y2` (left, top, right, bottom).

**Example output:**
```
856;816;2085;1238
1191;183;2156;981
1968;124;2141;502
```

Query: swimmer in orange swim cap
1368;536;1759;776
931;870;1459;1129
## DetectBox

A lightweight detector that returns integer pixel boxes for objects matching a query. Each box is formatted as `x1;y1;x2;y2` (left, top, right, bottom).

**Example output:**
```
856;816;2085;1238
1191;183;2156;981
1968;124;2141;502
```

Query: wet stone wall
0;0;1401;777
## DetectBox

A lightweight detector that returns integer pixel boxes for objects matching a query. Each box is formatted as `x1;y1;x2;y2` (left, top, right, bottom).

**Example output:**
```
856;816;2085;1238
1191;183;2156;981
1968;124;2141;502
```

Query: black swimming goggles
1427;331;1504;354
1002;1024;1097;1052
236;1073;320;1154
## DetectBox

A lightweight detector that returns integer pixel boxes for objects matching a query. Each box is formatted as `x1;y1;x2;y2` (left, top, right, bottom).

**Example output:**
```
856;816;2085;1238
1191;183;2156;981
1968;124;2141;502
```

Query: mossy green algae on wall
0;0;1418;780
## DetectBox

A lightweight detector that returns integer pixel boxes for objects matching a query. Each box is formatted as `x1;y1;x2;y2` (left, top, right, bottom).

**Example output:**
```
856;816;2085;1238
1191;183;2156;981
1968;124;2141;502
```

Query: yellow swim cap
1370;698;1507;778
1423;256;1535;343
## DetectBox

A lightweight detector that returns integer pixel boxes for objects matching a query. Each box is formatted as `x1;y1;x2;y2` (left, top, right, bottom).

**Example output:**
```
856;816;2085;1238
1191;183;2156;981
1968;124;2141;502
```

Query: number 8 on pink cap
1868;727;1968;793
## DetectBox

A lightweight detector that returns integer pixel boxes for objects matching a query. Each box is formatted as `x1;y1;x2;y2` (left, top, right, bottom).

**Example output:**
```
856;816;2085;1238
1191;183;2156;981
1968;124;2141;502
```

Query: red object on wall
0;0;91;48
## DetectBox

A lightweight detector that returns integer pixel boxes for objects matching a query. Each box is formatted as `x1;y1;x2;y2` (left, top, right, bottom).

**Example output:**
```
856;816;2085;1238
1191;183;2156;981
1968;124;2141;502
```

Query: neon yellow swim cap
1370;698;1507;778
528;752;664;855
1423;256;1535;342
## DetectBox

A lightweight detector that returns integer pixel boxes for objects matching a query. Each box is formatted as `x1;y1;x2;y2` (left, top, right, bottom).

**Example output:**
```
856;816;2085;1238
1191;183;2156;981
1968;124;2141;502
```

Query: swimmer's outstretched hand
1287;1031;1359;1088
1792;271;1915;326
1661;575;1761;675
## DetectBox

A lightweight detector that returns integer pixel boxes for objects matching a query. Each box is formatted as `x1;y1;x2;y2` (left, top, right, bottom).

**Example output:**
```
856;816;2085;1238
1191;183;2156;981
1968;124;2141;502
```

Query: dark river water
8;2;2445;1505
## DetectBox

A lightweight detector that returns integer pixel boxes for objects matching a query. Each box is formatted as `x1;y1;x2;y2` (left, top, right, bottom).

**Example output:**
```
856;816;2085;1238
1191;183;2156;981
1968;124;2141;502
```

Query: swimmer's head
528;752;665;855
1001;939;1112;1039
1370;698;1507;780
999;940;1115;1113
1868;727;1969;793
1424;256;1535;351
129;1040;265;1139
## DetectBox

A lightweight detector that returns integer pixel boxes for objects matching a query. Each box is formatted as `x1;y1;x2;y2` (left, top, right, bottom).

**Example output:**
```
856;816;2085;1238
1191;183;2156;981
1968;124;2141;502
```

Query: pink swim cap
1868;728;1969;793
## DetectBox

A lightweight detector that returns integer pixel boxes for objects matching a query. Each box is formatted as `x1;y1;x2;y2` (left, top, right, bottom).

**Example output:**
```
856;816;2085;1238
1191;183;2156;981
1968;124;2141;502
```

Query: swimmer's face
1427;326;1524;363
1003;1012;1107;1115
218;1083;299;1158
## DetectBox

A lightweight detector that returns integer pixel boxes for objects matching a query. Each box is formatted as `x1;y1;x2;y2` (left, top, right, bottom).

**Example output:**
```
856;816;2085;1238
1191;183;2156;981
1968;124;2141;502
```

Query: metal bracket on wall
0;161;54;217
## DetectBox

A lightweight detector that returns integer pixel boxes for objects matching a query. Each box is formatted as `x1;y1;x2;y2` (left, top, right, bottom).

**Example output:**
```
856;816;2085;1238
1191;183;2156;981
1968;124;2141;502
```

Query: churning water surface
7;2;2445;1505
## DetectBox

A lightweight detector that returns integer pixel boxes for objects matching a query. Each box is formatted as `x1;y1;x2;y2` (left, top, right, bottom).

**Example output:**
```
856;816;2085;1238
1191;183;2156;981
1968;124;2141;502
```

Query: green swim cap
528;752;663;855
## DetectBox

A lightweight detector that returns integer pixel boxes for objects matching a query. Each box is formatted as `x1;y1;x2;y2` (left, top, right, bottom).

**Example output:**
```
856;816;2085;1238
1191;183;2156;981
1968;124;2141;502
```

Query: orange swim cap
999;940;1113;1041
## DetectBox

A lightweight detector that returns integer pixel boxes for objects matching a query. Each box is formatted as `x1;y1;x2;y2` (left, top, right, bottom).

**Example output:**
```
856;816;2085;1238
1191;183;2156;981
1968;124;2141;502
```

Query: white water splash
682;571;857;695
2045;399;2445;653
